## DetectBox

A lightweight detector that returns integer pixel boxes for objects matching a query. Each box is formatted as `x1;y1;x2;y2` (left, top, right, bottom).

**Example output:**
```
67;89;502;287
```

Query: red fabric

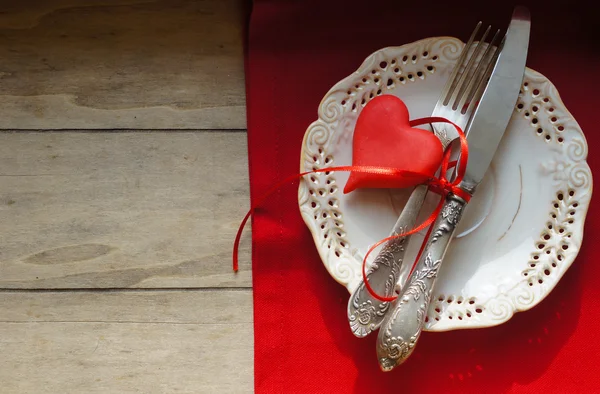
245;1;599;393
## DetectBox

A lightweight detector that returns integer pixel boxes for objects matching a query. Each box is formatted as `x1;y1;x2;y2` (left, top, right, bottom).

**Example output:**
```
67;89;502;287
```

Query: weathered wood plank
0;0;247;130
0;289;253;324
0;290;253;393
0;132;251;288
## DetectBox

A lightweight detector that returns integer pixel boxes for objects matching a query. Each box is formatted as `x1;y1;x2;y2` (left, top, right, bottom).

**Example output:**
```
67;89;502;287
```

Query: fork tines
442;23;503;115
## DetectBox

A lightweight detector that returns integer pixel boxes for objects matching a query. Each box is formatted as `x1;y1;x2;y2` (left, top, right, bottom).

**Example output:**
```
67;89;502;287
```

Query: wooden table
0;1;252;392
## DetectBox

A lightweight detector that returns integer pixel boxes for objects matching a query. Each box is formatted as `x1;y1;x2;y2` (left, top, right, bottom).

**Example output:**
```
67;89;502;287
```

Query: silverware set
347;6;531;371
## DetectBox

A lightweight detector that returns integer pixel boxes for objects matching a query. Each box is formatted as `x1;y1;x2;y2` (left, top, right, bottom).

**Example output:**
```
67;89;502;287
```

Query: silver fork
377;24;504;370
347;22;500;338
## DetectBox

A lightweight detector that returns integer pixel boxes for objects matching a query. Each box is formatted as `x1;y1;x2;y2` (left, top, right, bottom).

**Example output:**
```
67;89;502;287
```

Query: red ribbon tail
233;208;253;272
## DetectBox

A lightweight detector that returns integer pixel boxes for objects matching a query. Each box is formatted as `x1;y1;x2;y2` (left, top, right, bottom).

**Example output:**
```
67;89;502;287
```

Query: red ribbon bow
233;116;468;302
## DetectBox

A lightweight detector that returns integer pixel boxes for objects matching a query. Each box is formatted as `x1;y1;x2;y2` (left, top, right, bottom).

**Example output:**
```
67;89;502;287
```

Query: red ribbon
233;116;469;303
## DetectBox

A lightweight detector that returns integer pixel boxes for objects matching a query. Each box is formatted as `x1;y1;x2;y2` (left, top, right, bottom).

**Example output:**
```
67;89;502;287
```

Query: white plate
298;37;592;331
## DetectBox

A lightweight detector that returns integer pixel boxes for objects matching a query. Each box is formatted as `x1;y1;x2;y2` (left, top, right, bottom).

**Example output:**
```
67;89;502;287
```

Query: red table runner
246;1;599;392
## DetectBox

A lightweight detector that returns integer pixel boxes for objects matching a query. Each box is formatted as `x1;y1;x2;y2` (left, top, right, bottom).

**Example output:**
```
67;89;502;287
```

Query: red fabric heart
344;95;444;194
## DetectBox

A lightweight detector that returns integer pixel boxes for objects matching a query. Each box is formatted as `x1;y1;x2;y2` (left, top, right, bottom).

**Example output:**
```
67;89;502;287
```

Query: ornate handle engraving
347;186;428;337
376;195;466;371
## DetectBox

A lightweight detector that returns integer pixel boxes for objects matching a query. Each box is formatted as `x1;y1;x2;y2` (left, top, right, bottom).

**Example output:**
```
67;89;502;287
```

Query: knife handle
347;185;428;338
376;194;467;371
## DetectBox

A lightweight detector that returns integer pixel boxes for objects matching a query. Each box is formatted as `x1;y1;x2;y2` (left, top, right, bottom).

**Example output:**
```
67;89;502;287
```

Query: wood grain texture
0;132;251;288
0;290;253;393
0;0;247;130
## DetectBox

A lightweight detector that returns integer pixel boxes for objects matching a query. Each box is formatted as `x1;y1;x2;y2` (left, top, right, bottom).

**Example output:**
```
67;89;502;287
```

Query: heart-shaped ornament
344;95;443;194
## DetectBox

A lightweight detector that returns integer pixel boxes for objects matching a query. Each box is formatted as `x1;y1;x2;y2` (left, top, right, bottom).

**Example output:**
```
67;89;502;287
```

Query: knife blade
376;6;530;371
459;7;530;193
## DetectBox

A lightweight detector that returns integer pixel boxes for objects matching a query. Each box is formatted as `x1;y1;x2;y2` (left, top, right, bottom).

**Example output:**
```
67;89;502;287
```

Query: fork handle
376;194;467;371
347;185;427;338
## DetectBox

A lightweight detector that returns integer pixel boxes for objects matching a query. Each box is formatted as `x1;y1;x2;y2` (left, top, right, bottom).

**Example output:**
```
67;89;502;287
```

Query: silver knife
376;6;531;371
